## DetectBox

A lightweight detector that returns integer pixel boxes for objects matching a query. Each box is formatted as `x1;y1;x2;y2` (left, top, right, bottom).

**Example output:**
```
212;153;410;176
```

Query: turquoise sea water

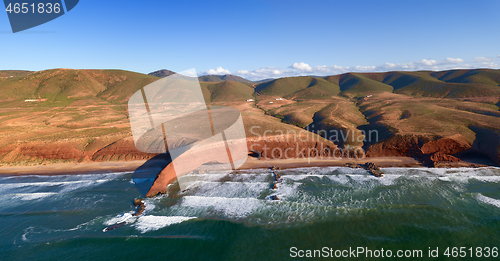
1;167;500;260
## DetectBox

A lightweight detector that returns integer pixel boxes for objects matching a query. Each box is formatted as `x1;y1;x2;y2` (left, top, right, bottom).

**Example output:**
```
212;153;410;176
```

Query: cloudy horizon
200;55;500;81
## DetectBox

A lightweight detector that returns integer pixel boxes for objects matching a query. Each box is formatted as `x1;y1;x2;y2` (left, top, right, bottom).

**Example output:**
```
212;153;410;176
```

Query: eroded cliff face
366;132;499;166
365;135;434;158
0;137;156;165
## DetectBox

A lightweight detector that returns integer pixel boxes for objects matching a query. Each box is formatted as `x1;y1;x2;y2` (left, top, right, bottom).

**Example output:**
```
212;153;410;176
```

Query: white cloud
474;57;492;62
202;67;231;75
442;57;464;64
290;62;313;72
236;67;295;80
232;56;499;81
476;62;499;68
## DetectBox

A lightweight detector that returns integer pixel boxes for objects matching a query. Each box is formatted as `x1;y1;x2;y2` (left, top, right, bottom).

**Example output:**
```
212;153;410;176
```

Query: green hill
255;76;313;97
204;81;254;102
432;69;500;86
381;71;500;98
0;69;159;106
337;73;394;97
286;77;341;99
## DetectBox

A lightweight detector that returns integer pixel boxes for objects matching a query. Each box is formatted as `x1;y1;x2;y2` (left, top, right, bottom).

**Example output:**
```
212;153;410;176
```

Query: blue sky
1;0;499;80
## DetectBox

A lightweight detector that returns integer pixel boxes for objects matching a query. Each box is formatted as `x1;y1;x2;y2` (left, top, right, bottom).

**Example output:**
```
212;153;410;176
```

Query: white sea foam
9;192;58;201
470;176;500;183
282;174;328;181
134;215;196;233
477;194;500;208
181;196;262;218
104;213;135;226
328;174;350;185
184;181;269;198
0;179;110;194
377;174;402;186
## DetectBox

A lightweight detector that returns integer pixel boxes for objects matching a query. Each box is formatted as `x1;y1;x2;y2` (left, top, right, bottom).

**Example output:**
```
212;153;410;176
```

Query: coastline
0;156;491;176
0;160;147;176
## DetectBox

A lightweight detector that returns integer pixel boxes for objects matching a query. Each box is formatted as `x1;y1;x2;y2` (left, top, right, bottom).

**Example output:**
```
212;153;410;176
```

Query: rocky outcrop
133;199;146;216
366;134;433;157
430;152;461;163
344;162;384;177
421;136;471;155
364;162;384;177
366;134;481;166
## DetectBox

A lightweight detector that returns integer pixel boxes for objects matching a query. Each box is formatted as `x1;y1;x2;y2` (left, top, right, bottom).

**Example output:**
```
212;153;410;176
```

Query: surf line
103;199;146;232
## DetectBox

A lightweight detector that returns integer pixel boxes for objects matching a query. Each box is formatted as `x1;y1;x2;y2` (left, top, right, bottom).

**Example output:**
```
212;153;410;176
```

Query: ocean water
1;167;500;260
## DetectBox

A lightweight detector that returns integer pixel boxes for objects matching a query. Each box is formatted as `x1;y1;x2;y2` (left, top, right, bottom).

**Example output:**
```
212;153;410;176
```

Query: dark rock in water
370;169;384;177
344;163;361;168
272;171;282;181
344;162;384;177
133;198;146;216
364;162;384;177
103;222;126;232
270;195;280;201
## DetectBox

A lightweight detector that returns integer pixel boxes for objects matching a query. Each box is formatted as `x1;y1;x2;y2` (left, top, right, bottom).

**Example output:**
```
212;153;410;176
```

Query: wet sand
0;160;147;176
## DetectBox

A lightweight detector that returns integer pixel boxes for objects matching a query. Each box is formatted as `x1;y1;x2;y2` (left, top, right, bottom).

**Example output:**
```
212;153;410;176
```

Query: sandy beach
0;155;490;177
0;160;148;176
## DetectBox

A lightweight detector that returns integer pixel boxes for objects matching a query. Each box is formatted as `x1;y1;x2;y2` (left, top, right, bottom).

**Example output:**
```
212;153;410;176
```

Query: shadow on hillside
465;126;500;166
131;153;172;197
358;122;395;152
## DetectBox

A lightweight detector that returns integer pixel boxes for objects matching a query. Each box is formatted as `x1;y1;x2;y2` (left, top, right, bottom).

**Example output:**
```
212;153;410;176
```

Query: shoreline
0;160;147;176
0;156;493;176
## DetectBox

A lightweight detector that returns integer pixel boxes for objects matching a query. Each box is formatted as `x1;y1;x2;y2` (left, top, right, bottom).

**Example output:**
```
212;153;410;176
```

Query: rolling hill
0;69;160;106
203;80;255;102
0;68;499;167
255;76;341;99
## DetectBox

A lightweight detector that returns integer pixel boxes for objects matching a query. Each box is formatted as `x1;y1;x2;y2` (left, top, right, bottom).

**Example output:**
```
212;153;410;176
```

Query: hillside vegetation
0;68;499;166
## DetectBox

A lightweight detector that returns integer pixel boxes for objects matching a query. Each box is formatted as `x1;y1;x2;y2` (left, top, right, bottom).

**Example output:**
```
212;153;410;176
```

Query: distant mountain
148;70;254;84
2;68;499;105
0;70;33;78
198;74;253;84
148;69;176;78
322;69;500;99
